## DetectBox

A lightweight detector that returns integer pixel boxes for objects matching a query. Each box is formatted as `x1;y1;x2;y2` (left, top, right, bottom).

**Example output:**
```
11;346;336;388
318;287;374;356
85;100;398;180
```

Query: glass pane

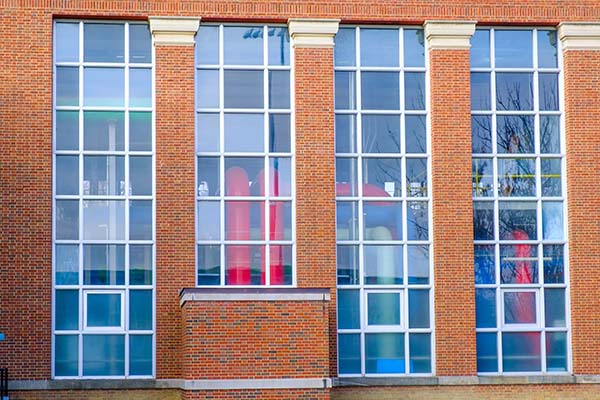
362;115;400;154
225;201;264;240
55;22;79;62
224;26;263;65
337;245;359;285
83;111;125;151
336;201;359;240
539;73;559;111
56;200;79;240
130;290;152;330
268;27;290;66
269;114;291;153
473;201;494;240
470;30;490;68
130;112;152;151
362;72;400;110
83;335;125;376
269;245;292;285
269;201;292;240
55;335;78;376
338;289;360;329
336;158;357;196
224;113;263;152
198;245;221;285
502;332;541;372
498;201;537;240
129;24;151;63
197;201;220;240
56;111;79;151
130;335;152;375
368;292;400;326
404;29;424;68
224;157;264;196
472;158;493;197
83;244;125;285
500;244;538;284
497;115;534;154
498;158;535;197
496;73;533;111
405;72;426;111
269;70;290;109
56;156;79;195
364;202;402;241
545;288;566;327
541;158;561;197
540;115;561;154
408;245;429;284
197;156;220;197
407;201;428;241
406;158;427;197
225;244;264;285
56;67;79;106
542;201;563;240
474;245;495;284
495;30;532;68
130;156;152;196
87;293;121;327
224;70;264;109
504;291;536;324
365;333;405;373
471;73;491;110
129;68;152;107
130;200;152;240
83;156;125;196
196;26;219;64
405;115;427;154
361;28;399;67
84;23;124;62
84;68;125;107
538;30;558;68
335;71;356;110
409;290;429;328
472;116;492;154
130;245;152;285
362;158;401;197
82;200;125;240
546;332;567;372
409;333;431;373
334;28;355;67
476;332;497;372
56;244;79;285
543;245;564;284
197;113;220;152
338;334;361;374
364;245;403;285
55;290;79;330
197;69;219;108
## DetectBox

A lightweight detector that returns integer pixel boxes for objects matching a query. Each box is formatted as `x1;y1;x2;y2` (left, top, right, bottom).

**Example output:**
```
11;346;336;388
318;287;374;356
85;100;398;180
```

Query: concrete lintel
334;375;578;387
182;378;332;390
424;20;477;50
287;18;340;48
558;23;600;51
148;16;201;46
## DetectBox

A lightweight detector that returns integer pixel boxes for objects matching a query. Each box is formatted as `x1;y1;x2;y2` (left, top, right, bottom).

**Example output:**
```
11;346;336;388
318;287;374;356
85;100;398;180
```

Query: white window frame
364;290;404;330
83;290;126;331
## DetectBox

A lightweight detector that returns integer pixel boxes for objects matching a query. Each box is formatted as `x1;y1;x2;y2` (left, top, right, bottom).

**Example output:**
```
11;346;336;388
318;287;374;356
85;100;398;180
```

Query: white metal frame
83;291;126;331
335;26;434;377
472;27;570;375
52;20;156;379
195;24;295;287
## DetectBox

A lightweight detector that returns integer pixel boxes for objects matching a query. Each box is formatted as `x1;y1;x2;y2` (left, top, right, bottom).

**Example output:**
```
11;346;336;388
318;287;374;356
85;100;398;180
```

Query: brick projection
182;389;330;400
155;44;197;379
563;49;600;375
428;49;477;376
10;390;181;400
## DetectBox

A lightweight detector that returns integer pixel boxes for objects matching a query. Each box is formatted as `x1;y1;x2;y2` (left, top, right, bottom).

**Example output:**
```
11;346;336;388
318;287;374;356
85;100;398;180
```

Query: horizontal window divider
333;110;359;114
472;153;564;157
221;108;268;113
127;330;154;334
206;196;293;201
475;328;500;333
337;329;362;333
498;327;545;333
197;64;292;70
365;326;406;333
217;241;295;245
363;284;432;289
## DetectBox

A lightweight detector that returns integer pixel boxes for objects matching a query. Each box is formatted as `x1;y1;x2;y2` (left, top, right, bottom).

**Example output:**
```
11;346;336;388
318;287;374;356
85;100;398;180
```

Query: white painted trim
180;291;330;305
558;23;600;51
287;19;340;48
148;16;201;46
424;20;477;50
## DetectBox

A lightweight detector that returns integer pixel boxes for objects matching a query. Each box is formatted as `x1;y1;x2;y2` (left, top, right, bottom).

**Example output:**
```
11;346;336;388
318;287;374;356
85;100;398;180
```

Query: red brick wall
10;390;181;400
182;389;329;400
429;48;477;376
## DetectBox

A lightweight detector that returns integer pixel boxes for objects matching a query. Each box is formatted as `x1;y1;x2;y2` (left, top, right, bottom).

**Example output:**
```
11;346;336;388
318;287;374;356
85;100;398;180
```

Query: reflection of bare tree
472;116;492;153
497;115;534;153
539;74;558;111
496;74;533;111
406;73;426;111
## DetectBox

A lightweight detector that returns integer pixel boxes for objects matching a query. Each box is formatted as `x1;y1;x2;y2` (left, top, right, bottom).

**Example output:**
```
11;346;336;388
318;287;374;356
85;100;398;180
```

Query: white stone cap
148;16;201;46
424;20;477;50
288;18;340;48
558;22;600;51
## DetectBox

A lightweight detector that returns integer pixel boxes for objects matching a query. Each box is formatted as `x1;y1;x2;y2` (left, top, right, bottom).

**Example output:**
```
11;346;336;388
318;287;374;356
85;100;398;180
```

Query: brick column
149;16;200;378
288;18;339;376
558;23;600;375
424;21;477;376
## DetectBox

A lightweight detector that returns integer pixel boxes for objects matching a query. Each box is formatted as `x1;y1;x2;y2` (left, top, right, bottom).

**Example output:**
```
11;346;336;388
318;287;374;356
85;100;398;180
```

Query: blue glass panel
541;158;561;197
55;23;79;62
84;111;125;151
408;245;429;284
542;201;563;240
495;30;532;68
365;333;405;373
409;290;429;328
197;112;220;152
130;156;152;195
268;27;290;66
404;29;424;67
368;292;400;325
335;115;356;154
335;71;356;110
56;111;79;151
499;202;537;241
409;333;431;373
338;289;360;329
476;288;496;328
83;244;124;285
269;70;290;109
336;201;359;240
196;26;219;64
407;201;428;241
406;158;428;197
364;245;403;285
224;70;263;109
546;332;567;372
130;335;152;375
337;245;359;285
362;158;401;197
500;244;538;284
361;29;399;67
496;73;533;111
543;245;564;284
196;69;219;108
471;73;491;110
130;200;152;240
56;67;79;106
83;200;125;240
224;113;263;152
364;202;402;241
83;155;125;196
129;68;152;107
502;332;541;372
334;28;356;67
130;290;152;330
269;114;291;152
56;244;79;285
55;290;79;330
269;157;292;197
474;245;495;284
470;30;490;68
56;200;79;240
56;155;79;195
476;332;497;372
545;288;566;327
83;334;125;376
362;115;401;153
84;68;125;107
55;335;78;376
338;334;361;374
84;23;124;62
87;293;121;327
197;201;220;240
538;30;558;68
497;158;536;197
504;291;536;324
224;26;263;65
540;115;560;154
361;72;400;110
129;24;152;63
197;156;220;197
405;115;427;154
472;115;492;154
130;245;153;285
539;73;559;111
404;72;425;110
496;115;534;154
198;244;220;285
473;158;493;197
